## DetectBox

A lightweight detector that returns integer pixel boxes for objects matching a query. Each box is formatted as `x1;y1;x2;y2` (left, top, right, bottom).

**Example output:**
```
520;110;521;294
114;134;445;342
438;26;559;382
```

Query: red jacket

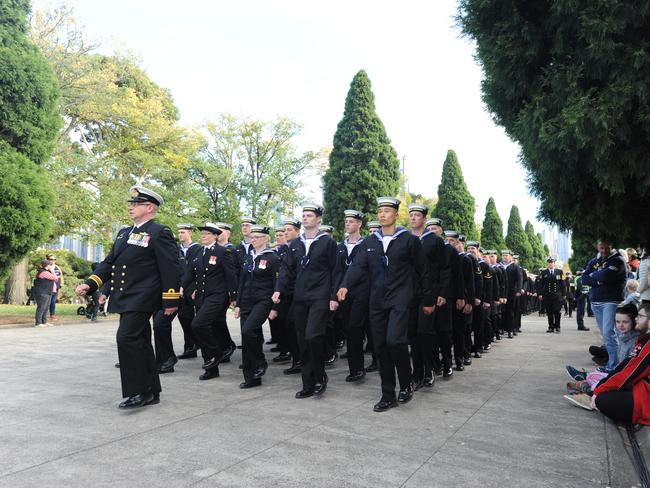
594;333;650;425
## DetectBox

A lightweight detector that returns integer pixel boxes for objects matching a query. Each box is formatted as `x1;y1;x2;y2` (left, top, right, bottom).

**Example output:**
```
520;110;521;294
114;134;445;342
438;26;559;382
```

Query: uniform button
119;288;123;291
111;272;115;276
205;268;208;271
121;280;125;284
123;265;127;269
121;273;125;276
110;287;114;290
111;265;115;269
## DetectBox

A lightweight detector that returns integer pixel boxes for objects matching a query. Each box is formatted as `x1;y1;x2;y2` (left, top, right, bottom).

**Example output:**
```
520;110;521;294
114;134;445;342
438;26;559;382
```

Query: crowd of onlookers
564;242;650;428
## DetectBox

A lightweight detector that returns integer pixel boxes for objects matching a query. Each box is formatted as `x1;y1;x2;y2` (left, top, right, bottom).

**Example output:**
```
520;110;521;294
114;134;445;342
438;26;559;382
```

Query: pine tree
505;205;533;267
432;149;478;239
323;70;400;237
480;197;505;251
525;220;546;271
0;0;60;283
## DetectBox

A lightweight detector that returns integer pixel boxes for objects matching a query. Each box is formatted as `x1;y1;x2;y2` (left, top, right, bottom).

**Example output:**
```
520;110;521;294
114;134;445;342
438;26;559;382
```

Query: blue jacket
581;251;626;303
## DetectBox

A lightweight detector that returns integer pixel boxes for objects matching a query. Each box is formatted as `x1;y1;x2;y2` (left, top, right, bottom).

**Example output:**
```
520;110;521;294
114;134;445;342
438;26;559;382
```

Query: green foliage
479;197;505;251
432;150;478;240
28;248;92;303
323;70;401;238
525;220;546;271
505;206;533;268
0;0;60;164
568;231;596;273
0;142;54;279
458;0;650;246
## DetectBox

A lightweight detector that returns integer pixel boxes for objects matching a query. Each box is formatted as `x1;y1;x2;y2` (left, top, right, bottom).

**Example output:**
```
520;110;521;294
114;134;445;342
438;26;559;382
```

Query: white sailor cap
128;186;163;206
376;197;400;210
344;209;364;220
198;222;222;235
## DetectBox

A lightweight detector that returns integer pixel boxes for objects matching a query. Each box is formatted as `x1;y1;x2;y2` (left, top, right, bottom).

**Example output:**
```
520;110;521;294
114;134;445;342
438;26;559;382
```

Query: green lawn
0;303;83;317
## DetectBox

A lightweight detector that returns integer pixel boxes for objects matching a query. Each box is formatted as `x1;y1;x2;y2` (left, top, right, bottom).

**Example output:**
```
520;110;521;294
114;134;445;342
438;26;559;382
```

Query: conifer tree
323;70;400;236
505;205;533;267
480;197;505;251
432;149;478;239
525;220;546;271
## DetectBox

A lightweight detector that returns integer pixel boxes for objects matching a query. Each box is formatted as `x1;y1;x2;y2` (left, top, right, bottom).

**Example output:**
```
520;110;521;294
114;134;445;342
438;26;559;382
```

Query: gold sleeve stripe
89;275;103;288
163;288;181;299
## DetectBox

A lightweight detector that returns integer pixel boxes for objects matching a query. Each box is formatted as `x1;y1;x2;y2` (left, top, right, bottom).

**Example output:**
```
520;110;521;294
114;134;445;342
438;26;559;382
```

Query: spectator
638;248;650;305
581;241;627;372
592;303;650;425
626;248;640;274
46;253;63;322
33;260;57;327
622;279;640;307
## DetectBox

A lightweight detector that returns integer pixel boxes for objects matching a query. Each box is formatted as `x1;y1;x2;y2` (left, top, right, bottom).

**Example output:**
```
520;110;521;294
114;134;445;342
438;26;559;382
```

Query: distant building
541;226;572;263
51;235;104;263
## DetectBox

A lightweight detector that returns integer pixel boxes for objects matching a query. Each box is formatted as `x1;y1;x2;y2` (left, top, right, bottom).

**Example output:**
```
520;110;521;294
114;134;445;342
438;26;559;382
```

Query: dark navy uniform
238;248;280;383
464;251;483;360
343;228;432;402
503;260;523;337
478;258;495;351
453;250;474;369
274;242;300;369
538;267;566;332
153;240;201;368
335;237;370;377
277;232;339;392
85;219;181;399
182;244;238;370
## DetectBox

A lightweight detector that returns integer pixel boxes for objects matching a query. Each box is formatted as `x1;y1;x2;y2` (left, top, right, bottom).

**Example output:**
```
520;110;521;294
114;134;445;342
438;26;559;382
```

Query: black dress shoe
365;360;378;373
270;346;281;353
507;332;513;339
577;326;590;331
340;351;349;359
413;379;424;391
373;397;398;412
473;351;482;358
265;339;277;345
219;357;231;364
335;340;345;350
158;365;174;374
272;352;292;363
253;364;268;379
455;362;464;372
295;388;314;399
483;344;491;352
178;348;198;359
114;362;120;368
463;358;472;366
398;385;413;404
119;391;154;409
314;373;328;395
443;367;453;379
239;378;262;389
202;357;219;370
434;369;443;376
546;328;553;333
325;353;338;366
199;368;220;380
345;371;366;383
146;393;160;405
423;376;435;387
555;328;561;334
158;356;178;373
284;364;302;375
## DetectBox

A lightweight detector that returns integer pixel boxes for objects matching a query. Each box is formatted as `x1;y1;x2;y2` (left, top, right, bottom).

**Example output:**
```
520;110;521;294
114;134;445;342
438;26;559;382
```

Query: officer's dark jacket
274;243;294;297
465;252;482;303
86;220;181;313
334;238;369;300
342;227;433;309
459;252;476;304
581;251;627;303
179;242;201;294
277;232;338;303
445;244;463;301
182;244;238;305
479;260;495;303
537;268;566;297
493;264;507;299
503;262;523;296
238;248;280;307
419;231;450;301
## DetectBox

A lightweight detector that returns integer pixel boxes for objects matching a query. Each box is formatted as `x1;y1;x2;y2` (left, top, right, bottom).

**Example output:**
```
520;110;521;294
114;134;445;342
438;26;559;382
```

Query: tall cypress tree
525;220;546;271
432;149;478;239
480;197;505;251
323;70;400;236
505;205;533;267
0;0;60;283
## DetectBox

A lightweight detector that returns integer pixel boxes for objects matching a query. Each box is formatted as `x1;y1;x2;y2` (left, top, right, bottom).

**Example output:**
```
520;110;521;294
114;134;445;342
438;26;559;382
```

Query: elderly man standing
76;186;181;409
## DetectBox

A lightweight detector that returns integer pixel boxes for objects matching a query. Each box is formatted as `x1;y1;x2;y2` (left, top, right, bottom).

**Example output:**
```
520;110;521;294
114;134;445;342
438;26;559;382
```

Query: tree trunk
3;258;29;305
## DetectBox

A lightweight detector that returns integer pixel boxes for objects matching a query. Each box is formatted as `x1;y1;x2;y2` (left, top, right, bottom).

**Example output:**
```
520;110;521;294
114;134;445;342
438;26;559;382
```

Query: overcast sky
36;0;543;229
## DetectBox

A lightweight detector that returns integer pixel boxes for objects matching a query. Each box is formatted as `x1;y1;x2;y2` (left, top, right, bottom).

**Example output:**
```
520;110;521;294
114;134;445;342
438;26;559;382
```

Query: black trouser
340;294;368;374
89;292;100;319
269;309;285;348
432;303;453;372
504;295;517;333
408;304;435;382
293;300;329;390
116;311;161;398
463;308;473;359
370;306;411;400
576;295;586;328
192;295;229;362
178;295;196;351
240;301;272;381
595;390;634;424
544;294;562;329
280;298;300;365
325;312;337;358
472;305;484;353
452;307;466;365
515;296;523;330
153;308;177;365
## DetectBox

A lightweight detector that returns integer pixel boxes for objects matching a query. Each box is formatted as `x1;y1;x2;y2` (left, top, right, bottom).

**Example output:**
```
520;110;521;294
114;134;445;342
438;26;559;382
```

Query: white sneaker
35;323;47;328
563;393;595;411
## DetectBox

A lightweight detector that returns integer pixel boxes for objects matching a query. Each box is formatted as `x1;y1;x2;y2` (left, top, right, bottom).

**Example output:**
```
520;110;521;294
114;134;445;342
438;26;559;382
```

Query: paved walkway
0;313;635;487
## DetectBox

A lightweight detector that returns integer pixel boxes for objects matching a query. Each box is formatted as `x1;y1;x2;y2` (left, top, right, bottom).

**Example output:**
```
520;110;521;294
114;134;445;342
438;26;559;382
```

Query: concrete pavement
0;313;639;487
